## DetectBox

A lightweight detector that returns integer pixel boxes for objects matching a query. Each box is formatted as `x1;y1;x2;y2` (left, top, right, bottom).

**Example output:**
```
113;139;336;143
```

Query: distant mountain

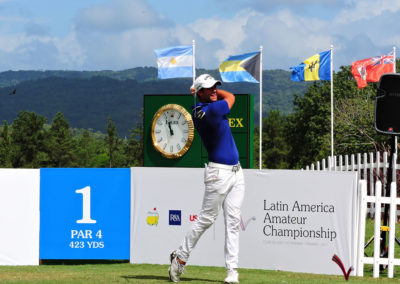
0;67;159;87
0;67;308;136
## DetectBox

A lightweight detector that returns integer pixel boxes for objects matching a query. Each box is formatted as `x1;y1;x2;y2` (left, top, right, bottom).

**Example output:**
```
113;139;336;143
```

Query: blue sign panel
40;168;130;259
169;210;181;226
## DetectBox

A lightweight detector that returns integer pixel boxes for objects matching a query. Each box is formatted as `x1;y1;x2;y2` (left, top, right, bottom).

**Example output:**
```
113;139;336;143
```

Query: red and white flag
351;53;394;88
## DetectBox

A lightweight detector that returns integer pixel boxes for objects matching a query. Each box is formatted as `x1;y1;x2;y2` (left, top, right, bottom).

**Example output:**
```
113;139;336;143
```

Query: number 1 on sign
76;186;96;224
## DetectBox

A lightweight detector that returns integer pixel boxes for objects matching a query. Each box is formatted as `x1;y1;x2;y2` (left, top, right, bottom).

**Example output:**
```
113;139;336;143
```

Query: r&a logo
169;210;181;226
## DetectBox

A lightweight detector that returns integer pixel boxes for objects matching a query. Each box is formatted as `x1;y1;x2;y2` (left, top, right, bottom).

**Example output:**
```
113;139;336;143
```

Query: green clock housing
144;94;254;168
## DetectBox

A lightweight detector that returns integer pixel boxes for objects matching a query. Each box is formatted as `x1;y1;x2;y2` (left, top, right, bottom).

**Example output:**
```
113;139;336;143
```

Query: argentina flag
290;50;331;82
154;45;193;79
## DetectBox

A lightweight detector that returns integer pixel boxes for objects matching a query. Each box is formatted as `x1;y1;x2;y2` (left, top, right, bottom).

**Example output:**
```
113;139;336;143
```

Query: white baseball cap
193;74;221;92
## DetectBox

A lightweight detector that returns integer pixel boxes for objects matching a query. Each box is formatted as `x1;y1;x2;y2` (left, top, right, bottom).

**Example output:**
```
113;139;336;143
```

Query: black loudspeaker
375;73;400;135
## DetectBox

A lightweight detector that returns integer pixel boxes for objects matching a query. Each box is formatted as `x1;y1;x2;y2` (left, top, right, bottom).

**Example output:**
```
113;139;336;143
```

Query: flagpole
192;40;196;83
259;45;263;170
330;44;334;169
394;46;397;155
192;40;196;109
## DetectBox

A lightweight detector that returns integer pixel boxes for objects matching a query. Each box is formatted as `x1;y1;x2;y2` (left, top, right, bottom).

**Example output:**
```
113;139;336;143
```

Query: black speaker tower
368;73;400;268
375;74;400;135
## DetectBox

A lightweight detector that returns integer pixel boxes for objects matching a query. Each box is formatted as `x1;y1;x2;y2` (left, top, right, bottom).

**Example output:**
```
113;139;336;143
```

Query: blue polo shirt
192;100;239;165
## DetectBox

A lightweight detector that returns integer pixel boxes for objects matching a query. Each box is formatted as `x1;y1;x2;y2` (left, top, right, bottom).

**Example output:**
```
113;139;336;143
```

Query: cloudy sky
0;0;399;72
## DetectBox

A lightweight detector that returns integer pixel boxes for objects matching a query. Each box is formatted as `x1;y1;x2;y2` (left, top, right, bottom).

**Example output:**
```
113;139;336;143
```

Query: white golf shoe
168;251;185;282
224;269;239;283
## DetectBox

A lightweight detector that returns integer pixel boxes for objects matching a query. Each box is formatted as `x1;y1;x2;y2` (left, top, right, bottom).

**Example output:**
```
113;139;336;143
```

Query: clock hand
166;120;171;135
162;120;170;142
168;121;174;136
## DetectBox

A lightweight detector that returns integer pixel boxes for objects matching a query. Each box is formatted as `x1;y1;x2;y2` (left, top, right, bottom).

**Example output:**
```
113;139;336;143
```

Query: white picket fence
357;180;400;278
305;152;398;217
306;152;400;278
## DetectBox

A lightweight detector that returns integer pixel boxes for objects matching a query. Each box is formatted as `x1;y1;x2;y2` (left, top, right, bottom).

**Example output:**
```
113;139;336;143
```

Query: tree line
0;111;142;168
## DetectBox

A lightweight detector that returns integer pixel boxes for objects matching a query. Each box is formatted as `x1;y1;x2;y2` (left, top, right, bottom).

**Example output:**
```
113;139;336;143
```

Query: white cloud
185;3;399;69
218;0;345;11
0;32;85;70
0;0;399;71
75;0;170;33
242;10;333;69
67;0;181;69
54;31;86;68
0;35;61;70
184;9;333;69
0;33;25;52
188;10;251;62
335;0;400;24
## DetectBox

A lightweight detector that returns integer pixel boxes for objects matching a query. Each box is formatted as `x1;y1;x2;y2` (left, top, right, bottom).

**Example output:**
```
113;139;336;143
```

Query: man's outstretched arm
217;89;235;110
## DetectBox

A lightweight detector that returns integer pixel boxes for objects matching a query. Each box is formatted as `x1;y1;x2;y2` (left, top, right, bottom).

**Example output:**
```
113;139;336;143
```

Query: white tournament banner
130;168;358;275
240;170;358;275
0;169;40;265
130;167;226;267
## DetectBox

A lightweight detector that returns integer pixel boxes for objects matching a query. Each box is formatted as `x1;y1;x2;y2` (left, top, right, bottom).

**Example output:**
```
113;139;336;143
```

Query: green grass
0;263;400;283
0;218;399;283
364;218;400;258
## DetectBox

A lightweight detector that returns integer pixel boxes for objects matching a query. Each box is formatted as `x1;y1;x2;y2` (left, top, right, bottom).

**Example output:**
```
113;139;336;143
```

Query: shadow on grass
122;275;220;282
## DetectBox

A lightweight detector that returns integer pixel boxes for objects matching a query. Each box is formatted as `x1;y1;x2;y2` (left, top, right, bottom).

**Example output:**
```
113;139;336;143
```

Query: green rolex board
143;94;254;168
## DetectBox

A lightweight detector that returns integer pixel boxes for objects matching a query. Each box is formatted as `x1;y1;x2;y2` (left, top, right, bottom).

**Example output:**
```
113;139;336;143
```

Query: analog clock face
151;104;194;159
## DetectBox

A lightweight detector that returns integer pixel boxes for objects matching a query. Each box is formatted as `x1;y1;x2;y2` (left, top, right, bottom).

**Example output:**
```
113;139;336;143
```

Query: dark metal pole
380;135;395;257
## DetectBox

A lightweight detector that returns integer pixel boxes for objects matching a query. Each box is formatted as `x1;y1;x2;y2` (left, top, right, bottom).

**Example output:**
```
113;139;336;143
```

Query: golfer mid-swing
169;74;245;284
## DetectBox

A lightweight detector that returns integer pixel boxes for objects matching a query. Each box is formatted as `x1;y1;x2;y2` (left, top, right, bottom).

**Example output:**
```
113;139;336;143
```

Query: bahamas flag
154;45;193;79
219;51;260;83
290;50;331;81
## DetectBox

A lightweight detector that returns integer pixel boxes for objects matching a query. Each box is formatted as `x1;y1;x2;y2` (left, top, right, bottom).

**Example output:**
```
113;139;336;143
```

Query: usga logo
169;210;181;226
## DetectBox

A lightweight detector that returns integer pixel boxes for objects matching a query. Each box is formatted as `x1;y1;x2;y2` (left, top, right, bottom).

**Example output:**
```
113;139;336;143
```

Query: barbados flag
154;45;193;79
219;51;260;83
290;50;331;82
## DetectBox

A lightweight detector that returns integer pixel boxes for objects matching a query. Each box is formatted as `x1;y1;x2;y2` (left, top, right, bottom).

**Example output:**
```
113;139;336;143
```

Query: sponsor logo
169;210;181;226
240;215;256;231
146;207;159;226
228;118;244;128
332;254;353;280
189;214;198;222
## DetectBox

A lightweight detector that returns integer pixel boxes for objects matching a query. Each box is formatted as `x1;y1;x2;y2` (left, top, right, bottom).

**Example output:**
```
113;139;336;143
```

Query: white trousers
177;164;245;270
